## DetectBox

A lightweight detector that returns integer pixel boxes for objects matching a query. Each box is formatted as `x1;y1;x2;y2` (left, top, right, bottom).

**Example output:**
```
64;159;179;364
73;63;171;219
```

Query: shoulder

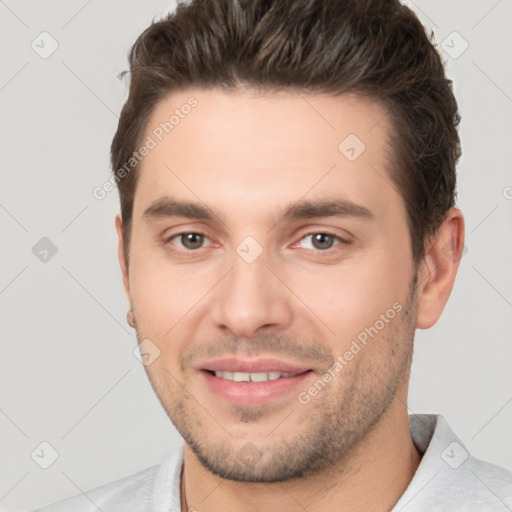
396;414;512;511
462;456;512;505
31;446;184;512
423;455;512;511
32;465;159;512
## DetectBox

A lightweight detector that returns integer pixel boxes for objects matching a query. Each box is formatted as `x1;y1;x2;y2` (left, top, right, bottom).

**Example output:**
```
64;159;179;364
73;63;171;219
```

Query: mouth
207;370;305;382
197;357;315;407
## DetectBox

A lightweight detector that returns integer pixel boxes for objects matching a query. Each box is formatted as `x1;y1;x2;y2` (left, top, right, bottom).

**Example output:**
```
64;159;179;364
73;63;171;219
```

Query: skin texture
115;88;465;511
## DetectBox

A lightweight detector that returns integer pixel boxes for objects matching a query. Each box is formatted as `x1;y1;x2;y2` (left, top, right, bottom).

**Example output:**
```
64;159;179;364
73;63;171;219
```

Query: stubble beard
140;277;418;483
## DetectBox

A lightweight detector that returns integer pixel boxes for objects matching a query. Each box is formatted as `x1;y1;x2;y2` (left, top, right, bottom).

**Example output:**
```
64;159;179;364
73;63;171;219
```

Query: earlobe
415;207;465;329
115;214;130;299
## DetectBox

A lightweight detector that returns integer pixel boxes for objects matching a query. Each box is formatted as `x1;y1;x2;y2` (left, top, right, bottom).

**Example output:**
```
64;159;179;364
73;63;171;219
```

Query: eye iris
182;233;203;249
312;233;334;250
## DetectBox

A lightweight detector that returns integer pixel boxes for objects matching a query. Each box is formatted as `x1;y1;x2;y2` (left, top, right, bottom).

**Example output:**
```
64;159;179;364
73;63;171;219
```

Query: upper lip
198;357;312;374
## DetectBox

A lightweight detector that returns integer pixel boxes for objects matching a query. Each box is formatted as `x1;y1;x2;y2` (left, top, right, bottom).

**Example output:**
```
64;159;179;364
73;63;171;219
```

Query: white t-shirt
32;414;512;511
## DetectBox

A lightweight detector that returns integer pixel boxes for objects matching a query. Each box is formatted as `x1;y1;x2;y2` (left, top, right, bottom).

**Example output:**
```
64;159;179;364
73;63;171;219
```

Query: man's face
118;88;419;482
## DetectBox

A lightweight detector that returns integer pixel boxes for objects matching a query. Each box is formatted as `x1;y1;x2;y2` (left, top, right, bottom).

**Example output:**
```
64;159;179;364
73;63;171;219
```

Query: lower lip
200;370;313;407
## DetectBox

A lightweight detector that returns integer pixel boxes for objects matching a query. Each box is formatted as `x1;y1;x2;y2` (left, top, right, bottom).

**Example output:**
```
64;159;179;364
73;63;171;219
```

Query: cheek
128;249;216;339
287;252;409;346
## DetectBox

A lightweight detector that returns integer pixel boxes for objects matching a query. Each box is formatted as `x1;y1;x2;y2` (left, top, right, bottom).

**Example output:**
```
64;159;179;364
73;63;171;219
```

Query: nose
211;247;294;339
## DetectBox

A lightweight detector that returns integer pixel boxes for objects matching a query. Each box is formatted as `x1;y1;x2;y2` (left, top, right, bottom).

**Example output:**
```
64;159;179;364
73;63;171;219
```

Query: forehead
132;87;401;225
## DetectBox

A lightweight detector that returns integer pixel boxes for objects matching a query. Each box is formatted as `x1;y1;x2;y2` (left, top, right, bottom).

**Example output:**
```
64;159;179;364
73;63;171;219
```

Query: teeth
214;371;296;382
233;372;249;382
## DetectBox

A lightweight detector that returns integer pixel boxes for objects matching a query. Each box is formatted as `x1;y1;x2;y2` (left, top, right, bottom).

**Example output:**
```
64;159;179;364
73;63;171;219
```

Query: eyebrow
142;196;374;225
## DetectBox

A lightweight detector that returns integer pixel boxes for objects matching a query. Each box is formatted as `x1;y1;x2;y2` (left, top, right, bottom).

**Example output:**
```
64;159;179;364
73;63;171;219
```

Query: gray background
1;0;511;510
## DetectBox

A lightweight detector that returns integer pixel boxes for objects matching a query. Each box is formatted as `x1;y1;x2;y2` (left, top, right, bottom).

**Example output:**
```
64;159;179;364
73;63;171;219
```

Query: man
34;0;512;510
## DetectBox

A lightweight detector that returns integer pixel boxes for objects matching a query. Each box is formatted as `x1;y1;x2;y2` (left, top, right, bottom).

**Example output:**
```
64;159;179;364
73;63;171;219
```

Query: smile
212;371;300;382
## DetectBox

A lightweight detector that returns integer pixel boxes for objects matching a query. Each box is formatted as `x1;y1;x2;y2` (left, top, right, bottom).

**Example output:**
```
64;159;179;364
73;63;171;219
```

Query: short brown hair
111;0;461;266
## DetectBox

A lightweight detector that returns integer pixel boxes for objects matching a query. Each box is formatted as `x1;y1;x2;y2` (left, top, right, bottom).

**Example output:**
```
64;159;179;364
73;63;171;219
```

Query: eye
167;232;210;250
297;232;345;251
165;231;348;253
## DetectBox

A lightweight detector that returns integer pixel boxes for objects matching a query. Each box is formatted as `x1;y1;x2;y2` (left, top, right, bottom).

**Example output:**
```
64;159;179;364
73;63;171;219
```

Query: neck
180;399;421;512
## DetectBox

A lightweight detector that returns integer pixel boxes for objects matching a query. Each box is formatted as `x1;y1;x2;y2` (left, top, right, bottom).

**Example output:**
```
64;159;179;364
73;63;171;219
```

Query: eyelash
164;231;350;253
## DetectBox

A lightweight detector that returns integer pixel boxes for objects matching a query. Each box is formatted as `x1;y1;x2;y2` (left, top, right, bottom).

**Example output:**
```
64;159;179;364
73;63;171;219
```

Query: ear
115;213;130;299
415;207;465;329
